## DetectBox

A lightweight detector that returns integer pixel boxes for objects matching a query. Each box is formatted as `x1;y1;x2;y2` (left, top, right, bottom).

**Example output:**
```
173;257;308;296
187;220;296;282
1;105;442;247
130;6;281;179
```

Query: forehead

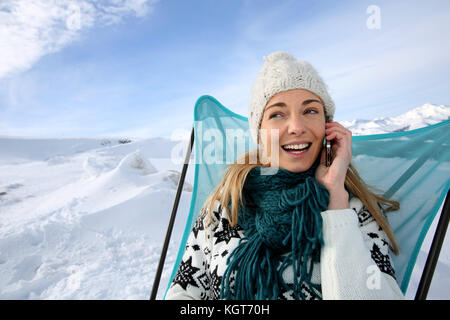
267;89;321;104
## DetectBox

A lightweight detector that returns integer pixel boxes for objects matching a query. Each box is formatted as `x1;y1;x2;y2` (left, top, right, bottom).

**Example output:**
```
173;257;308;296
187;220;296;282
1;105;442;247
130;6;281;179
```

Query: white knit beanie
249;51;335;145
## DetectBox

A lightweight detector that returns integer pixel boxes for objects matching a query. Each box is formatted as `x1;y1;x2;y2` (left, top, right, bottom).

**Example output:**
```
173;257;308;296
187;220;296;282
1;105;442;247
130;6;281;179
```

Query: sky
0;0;449;139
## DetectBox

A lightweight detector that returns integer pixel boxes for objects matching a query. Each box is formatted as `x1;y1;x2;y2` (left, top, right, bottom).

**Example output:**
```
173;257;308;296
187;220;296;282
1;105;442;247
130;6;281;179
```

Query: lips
281;143;312;159
281;142;312;152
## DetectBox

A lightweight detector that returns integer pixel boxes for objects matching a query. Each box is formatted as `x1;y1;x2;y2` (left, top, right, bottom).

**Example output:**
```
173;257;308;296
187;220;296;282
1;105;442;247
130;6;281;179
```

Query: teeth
283;144;309;150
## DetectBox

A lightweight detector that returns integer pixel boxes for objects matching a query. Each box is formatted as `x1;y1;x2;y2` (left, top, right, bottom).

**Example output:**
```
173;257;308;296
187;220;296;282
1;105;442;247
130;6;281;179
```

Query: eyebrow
266;99;323;110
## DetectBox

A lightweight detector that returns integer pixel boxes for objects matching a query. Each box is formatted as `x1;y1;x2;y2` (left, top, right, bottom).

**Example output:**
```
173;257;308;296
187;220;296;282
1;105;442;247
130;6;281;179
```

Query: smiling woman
165;51;404;300
260;89;326;173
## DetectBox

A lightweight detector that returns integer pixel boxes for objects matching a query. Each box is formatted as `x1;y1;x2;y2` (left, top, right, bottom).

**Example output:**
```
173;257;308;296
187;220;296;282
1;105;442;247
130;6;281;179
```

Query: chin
269;146;321;172
277;159;314;173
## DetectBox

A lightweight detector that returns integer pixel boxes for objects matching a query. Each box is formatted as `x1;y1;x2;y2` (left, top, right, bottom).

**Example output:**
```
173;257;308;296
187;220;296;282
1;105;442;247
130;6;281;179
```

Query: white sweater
165;196;405;300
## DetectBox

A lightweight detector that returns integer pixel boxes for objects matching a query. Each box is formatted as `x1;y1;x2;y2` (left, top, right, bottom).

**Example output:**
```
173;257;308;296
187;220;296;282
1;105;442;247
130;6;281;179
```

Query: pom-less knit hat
248;51;335;145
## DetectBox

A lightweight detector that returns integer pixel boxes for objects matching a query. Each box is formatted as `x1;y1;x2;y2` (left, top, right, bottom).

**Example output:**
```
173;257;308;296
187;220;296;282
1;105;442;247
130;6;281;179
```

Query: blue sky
1;0;449;139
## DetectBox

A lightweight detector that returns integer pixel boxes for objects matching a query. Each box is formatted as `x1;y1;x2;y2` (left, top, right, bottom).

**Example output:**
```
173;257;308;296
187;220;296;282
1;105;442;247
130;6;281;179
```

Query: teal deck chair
150;95;450;300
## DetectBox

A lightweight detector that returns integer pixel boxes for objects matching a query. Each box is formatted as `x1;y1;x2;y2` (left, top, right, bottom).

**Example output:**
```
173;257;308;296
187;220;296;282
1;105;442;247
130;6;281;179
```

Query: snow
341;103;450;135
0;103;449;300
0;137;194;299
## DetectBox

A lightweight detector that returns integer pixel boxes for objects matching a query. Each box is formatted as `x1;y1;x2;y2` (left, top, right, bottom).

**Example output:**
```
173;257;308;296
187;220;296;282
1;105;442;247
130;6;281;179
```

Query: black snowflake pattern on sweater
172;256;200;291
214;218;243;245
209;265;222;300
371;243;396;279
350;196;396;279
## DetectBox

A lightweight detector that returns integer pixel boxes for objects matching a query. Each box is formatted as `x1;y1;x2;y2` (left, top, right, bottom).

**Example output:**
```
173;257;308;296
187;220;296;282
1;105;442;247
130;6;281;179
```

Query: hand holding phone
317;120;352;193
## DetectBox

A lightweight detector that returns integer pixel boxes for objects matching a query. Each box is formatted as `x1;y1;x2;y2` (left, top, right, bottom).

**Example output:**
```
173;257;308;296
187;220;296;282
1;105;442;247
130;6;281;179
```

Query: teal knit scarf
220;158;330;300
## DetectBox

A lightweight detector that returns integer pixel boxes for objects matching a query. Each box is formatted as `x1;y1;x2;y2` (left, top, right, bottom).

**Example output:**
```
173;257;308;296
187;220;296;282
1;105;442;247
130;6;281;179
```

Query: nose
287;114;307;136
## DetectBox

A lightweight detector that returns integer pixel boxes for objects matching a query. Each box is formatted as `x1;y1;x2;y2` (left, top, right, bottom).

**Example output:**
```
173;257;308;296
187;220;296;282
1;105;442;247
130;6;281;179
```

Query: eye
269;112;282;119
304;108;319;115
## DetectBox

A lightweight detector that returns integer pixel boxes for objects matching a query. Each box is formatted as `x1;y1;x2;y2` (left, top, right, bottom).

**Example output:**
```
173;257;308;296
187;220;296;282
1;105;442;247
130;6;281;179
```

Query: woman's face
259;89;326;173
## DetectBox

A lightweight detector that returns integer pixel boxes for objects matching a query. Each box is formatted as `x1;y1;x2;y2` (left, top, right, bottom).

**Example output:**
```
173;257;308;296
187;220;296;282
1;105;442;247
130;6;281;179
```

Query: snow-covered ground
0;103;449;300
0;136;194;299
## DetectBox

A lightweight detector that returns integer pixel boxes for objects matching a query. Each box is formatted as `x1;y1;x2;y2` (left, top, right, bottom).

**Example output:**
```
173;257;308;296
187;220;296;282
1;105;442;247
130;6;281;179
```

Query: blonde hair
202;149;400;255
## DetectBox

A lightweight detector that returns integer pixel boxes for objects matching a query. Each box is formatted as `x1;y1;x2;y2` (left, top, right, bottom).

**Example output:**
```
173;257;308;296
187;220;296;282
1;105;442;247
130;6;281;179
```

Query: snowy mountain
341;103;450;135
0;104;449;300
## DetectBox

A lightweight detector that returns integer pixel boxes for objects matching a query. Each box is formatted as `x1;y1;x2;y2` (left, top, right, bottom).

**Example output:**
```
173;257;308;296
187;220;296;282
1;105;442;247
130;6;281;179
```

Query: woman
165;51;404;300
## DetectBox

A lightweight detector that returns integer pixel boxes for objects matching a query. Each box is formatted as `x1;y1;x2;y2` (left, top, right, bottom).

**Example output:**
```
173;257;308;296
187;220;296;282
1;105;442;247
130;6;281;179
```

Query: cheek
314;128;326;153
317;129;326;142
310;121;326;139
304;122;325;152
259;120;277;149
259;129;274;152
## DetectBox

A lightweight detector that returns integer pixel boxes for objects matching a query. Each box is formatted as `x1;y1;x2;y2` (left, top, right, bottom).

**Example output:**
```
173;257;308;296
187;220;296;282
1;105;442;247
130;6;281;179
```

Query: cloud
0;0;158;79
235;1;450;120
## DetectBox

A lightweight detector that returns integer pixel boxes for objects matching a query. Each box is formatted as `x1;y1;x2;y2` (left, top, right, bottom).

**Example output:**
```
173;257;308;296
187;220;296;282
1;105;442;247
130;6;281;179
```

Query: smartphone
326;140;332;167
324;120;333;167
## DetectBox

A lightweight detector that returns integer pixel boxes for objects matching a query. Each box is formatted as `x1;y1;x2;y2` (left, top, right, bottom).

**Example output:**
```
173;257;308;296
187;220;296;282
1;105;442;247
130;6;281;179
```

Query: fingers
325;127;351;141
324;121;352;159
325;121;352;133
325;121;352;141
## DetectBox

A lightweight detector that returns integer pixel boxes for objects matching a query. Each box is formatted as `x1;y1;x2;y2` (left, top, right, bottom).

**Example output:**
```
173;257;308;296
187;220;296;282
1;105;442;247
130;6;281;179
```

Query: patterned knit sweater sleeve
320;196;405;300
165;201;221;300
